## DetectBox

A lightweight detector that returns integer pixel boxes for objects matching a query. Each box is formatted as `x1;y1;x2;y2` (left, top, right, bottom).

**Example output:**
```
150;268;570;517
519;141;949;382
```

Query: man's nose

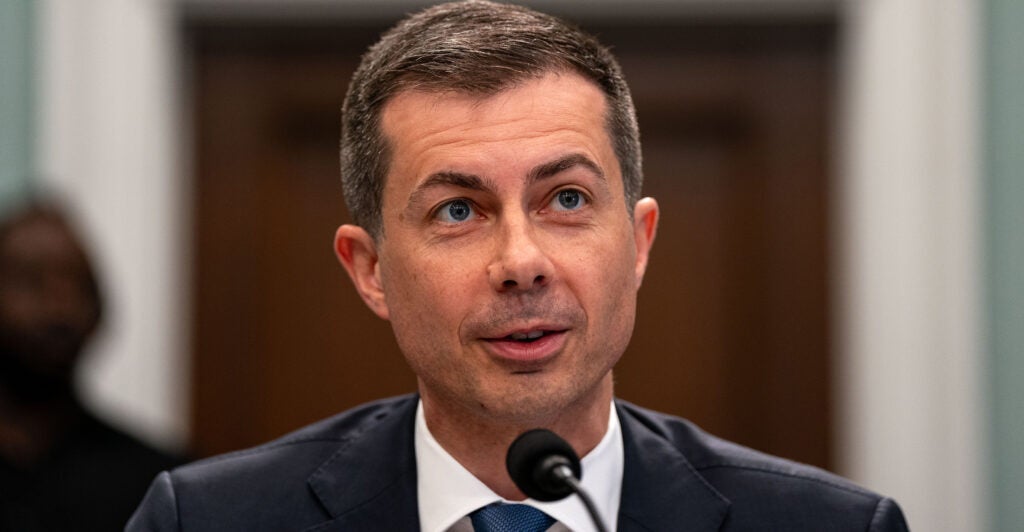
487;219;554;293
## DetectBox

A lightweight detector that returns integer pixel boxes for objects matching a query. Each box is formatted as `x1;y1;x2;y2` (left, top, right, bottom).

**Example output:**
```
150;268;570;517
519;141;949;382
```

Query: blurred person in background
0;199;181;531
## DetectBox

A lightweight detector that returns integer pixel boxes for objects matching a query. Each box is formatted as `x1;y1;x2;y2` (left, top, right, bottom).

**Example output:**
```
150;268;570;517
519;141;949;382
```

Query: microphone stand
551;463;610;532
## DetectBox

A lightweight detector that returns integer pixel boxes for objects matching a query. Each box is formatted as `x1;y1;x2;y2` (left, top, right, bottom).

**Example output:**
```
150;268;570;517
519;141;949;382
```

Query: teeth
510;331;545;340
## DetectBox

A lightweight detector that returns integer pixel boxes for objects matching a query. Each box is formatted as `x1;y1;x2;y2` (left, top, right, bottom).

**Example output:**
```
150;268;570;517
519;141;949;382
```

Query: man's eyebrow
405;153;604;211
528;153;605;184
407;171;495;210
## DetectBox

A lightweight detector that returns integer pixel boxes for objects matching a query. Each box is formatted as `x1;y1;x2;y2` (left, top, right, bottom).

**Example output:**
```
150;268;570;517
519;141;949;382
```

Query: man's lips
481;329;569;363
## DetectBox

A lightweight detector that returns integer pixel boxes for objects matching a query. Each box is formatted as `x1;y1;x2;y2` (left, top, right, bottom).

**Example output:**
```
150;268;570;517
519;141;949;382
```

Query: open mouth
505;330;549;343
483;329;568;362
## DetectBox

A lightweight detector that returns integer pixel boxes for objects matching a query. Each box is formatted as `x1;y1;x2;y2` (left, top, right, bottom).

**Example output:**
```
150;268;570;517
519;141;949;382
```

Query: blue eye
552;189;586;211
436;199;475;223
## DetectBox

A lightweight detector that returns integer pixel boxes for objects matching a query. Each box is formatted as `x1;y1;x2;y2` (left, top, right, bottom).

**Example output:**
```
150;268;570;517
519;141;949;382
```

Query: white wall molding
36;0;188;451
836;1;984;530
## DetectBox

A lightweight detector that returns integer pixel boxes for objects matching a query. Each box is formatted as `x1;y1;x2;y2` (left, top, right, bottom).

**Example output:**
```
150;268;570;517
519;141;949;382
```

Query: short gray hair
340;0;643;239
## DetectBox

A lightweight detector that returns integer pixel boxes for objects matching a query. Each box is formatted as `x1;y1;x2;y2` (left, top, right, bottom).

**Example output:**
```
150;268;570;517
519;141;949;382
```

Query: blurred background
0;0;1018;530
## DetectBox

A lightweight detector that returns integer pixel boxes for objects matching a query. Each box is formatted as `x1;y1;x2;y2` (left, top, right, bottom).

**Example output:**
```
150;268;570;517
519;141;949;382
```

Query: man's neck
420;378;613;500
0;381;82;467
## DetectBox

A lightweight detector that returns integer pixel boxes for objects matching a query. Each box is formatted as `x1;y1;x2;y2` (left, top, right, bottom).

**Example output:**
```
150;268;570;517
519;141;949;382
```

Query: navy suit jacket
127;395;908;531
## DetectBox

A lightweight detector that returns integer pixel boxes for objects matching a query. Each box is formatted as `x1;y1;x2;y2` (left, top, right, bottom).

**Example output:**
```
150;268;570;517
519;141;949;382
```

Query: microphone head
506;429;582;502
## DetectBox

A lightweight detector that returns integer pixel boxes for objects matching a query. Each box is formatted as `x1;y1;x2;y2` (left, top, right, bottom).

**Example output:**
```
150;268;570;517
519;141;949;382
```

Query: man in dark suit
129;1;908;530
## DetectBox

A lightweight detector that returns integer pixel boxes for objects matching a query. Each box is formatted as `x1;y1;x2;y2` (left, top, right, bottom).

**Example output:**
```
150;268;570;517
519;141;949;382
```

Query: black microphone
506;429;610;532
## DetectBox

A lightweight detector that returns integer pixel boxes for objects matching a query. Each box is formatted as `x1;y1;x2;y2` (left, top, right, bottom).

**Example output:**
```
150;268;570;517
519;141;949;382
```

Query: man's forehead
1;216;79;255
382;70;606;123
380;73;611;153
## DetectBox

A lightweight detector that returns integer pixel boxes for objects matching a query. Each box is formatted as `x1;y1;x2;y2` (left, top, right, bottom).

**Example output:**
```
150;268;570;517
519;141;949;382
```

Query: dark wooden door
187;18;836;469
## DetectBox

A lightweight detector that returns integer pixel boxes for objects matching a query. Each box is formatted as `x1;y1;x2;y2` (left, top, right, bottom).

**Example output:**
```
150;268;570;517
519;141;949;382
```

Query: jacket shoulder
129;394;418;531
616;400;909;531
175;394;415;479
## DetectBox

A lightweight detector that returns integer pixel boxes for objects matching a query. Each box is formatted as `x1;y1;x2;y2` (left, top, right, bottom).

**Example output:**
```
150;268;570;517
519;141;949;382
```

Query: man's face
338;72;657;424
0;216;99;387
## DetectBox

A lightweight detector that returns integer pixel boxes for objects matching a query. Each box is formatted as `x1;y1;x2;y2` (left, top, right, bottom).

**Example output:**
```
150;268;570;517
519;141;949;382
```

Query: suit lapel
303;397;421;532
297;397;730;531
616;402;731;531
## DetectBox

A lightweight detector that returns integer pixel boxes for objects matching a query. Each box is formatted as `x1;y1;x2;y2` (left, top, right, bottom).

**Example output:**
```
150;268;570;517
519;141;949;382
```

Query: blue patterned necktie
470;503;555;532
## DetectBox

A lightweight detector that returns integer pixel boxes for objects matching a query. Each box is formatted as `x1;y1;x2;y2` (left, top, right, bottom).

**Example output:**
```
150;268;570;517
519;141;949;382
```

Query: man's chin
471;384;592;426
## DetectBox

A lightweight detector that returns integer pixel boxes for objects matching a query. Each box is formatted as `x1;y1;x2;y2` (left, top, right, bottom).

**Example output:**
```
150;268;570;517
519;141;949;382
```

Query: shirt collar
415;399;623;532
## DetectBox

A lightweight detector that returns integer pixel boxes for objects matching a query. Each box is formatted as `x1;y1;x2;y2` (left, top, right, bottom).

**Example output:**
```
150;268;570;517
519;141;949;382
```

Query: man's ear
632;197;659;288
334;224;390;320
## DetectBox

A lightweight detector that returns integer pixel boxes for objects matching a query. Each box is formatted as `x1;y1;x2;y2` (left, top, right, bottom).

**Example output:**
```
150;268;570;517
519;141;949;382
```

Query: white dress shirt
414;400;623;532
